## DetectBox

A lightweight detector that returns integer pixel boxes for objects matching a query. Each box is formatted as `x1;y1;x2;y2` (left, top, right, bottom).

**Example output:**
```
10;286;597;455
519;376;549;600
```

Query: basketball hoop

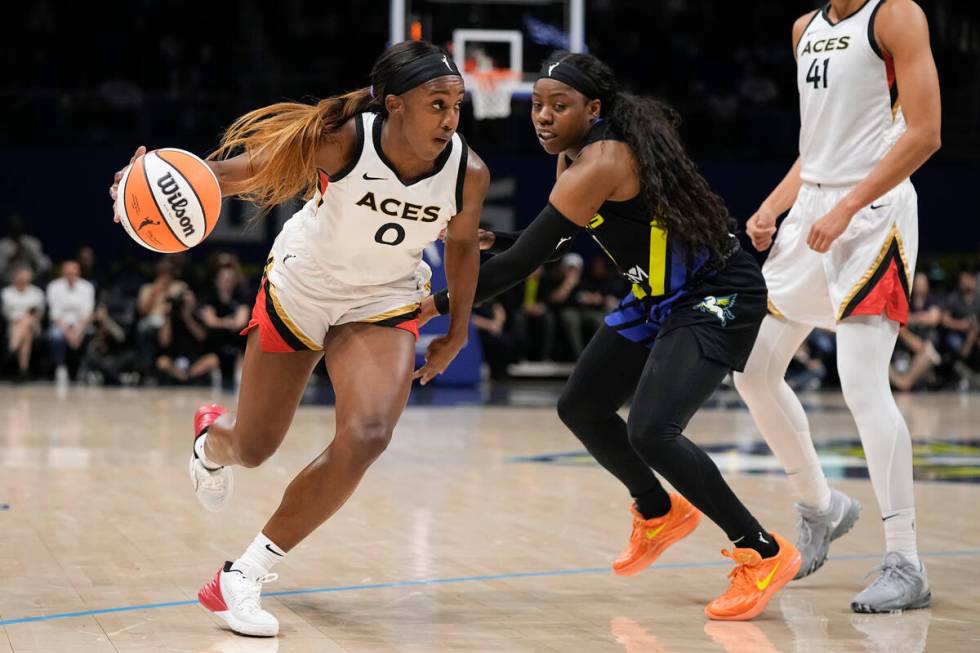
468;69;520;121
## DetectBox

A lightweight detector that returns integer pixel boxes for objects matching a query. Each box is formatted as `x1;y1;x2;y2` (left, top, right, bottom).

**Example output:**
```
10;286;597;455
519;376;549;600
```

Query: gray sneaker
851;552;931;613
794;489;862;579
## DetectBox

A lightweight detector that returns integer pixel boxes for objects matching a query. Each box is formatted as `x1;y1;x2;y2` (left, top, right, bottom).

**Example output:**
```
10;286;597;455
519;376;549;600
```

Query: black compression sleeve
488;229;572;262
434;204;582;315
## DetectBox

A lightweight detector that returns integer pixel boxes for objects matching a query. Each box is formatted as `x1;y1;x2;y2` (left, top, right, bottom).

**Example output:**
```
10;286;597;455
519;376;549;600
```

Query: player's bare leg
197;323;415;636
261;322;415;550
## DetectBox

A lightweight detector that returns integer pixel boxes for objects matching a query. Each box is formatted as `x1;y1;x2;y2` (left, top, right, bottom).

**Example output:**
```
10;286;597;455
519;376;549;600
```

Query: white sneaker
198;562;280;637
189;454;234;512
190;404;233;512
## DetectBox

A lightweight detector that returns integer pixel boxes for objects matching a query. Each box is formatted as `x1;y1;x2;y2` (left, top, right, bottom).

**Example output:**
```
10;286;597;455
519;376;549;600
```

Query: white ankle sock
883;509;920;567
194;433;221;471
233;532;286;579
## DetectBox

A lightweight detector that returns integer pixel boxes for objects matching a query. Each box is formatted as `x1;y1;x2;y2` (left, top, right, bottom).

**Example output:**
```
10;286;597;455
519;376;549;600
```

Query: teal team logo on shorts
694;294;737;326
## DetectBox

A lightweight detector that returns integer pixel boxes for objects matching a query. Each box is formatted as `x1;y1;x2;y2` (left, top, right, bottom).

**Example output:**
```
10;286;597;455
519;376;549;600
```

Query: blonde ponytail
210;87;375;210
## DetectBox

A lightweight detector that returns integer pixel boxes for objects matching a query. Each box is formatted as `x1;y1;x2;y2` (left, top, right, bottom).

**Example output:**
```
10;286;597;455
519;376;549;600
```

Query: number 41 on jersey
807;58;830;89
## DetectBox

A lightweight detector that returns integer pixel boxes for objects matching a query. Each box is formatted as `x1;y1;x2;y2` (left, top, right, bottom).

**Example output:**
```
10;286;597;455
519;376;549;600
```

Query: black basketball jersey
568;120;710;303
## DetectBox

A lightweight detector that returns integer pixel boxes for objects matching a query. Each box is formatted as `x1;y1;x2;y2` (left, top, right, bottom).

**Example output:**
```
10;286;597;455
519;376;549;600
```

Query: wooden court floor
1;384;978;652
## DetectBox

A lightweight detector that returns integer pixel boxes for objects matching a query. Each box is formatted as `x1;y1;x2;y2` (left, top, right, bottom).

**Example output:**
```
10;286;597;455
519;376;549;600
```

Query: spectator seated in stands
511;266;556;362
46;260;95;382
891;272;944;391
0;213;51;284
155;286;219;384
784;329;837;392
544;253;586;358
76;244;102;292
471;301;514;381
199;264;250;386
79;303;135;386
943;268;980;387
569;255;627;356
2;265;45;380
136;258;187;379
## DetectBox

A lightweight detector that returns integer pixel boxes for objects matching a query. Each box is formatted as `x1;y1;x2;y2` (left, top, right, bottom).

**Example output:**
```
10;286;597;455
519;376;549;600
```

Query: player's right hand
413;334;465;385
110;145;147;223
746;208;777;252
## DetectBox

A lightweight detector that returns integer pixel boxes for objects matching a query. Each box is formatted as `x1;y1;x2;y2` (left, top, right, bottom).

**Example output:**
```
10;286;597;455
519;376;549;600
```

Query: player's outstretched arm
442;152;490;339
413;152;489;385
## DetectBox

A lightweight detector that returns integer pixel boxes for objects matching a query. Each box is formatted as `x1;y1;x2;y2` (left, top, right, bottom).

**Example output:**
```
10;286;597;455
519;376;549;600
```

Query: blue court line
2;548;979;627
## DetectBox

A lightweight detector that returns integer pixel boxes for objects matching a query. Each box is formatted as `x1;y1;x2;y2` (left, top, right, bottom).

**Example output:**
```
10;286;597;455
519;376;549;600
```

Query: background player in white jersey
109;41;488;637
733;0;941;613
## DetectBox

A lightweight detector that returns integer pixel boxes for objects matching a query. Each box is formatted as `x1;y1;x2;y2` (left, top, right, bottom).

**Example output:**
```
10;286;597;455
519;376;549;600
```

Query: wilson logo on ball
156;172;196;237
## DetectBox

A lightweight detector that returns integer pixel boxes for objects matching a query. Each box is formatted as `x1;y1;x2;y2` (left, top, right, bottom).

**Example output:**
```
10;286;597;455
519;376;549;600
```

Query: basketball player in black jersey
422;53;800;621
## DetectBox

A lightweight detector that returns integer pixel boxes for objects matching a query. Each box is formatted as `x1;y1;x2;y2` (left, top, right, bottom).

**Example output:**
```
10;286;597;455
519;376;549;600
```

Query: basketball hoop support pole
390;0;406;44
569;0;585;53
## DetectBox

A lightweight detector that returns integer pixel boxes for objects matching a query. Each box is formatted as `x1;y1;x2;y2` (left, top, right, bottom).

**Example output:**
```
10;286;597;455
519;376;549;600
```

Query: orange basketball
116;148;222;252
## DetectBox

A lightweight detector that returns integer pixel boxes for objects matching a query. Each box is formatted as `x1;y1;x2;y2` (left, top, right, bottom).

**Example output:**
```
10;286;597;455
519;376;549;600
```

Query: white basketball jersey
290;112;468;286
797;0;904;185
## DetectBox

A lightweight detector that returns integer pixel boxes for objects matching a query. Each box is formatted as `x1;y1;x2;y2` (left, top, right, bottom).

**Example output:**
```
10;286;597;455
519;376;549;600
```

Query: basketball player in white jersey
733;0;940;613
110;41;487;637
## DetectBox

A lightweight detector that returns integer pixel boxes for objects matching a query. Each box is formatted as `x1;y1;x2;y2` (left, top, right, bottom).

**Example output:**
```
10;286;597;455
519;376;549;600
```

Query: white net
469;72;518;120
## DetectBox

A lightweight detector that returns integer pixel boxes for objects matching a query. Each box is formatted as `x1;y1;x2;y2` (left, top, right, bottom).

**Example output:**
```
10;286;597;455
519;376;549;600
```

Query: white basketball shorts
242;218;431;352
763;179;918;331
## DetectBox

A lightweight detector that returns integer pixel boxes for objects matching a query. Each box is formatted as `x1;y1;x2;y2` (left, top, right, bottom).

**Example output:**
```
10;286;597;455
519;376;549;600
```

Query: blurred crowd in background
3;218;979;392
1;216;250;388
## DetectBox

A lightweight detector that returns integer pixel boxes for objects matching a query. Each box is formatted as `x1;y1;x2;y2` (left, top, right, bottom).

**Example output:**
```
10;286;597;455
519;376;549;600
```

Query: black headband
536;59;601;100
386;52;462;96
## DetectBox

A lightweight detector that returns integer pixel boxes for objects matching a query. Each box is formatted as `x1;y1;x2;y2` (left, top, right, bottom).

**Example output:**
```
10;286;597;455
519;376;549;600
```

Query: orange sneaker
612;493;701;576
705;531;801;621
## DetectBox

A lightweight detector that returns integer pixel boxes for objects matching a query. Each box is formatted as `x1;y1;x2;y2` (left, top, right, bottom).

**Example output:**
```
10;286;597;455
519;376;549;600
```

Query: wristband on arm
434;203;581;315
434;287;451;315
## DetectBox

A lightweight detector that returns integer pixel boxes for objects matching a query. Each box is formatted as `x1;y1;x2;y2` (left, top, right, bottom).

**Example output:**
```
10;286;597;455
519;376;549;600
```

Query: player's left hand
413;334;465;385
806;204;854;253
